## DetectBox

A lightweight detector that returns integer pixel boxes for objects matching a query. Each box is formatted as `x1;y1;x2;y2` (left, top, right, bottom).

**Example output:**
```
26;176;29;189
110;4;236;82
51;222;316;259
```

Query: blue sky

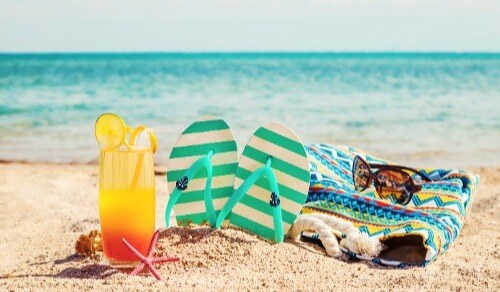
0;0;499;52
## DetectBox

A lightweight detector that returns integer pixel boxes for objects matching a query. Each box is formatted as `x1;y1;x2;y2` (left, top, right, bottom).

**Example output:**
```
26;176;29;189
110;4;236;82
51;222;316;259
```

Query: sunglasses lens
353;156;371;191
375;169;412;203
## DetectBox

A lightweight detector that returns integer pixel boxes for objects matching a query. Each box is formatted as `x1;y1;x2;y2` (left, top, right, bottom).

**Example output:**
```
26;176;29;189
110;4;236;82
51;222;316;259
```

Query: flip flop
215;122;310;243
165;116;238;227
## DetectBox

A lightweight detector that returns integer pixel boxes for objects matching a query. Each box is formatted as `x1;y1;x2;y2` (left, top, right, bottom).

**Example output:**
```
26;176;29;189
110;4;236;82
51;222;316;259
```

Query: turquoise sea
0;53;499;167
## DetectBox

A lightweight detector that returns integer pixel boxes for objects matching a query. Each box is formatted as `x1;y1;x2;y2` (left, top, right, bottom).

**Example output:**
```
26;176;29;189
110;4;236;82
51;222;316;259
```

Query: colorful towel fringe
302;144;479;267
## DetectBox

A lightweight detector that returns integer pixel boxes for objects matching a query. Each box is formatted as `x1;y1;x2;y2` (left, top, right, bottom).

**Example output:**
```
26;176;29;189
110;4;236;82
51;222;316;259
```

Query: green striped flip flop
165;116;238;227
215;122;310;243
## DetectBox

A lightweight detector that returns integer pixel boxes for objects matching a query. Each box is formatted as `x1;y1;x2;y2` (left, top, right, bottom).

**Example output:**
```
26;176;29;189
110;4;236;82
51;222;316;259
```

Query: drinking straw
130;150;144;190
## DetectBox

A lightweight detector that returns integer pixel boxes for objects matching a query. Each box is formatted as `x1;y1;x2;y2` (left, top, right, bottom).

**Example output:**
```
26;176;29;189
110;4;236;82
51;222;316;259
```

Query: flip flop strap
165;150;216;227
215;157;284;243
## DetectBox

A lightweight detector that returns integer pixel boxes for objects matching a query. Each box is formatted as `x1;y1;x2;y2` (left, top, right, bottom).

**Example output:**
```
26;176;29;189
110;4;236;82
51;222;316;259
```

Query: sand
0;163;499;291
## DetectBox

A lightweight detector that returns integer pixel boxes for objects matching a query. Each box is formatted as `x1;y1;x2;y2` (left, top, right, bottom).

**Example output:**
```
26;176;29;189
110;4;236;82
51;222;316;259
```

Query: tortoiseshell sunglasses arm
367;163;432;182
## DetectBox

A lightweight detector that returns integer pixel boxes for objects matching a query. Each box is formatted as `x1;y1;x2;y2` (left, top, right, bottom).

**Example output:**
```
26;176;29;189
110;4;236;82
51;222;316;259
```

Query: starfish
121;230;179;280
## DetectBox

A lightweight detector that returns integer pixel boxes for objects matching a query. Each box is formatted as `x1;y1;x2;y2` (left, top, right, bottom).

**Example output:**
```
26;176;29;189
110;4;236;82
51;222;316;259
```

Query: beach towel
301;144;479;267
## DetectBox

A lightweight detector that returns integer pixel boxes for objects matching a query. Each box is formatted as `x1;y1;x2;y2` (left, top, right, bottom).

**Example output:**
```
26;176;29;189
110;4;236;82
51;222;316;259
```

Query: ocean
0;53;499;167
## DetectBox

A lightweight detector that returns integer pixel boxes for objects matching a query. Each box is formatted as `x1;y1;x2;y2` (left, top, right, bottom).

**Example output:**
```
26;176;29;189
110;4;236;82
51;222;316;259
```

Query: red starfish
121;230;179;280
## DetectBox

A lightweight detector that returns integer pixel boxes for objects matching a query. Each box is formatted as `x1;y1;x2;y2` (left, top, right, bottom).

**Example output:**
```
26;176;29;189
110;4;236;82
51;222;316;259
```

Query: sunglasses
352;155;432;205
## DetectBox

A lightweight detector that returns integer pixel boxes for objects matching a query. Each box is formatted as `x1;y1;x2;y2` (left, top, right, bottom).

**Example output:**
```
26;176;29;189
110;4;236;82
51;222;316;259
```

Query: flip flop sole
166;116;238;226
230;122;310;241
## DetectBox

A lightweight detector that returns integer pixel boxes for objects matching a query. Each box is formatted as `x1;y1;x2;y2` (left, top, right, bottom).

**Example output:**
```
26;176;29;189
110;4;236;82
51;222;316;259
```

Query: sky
0;0;499;52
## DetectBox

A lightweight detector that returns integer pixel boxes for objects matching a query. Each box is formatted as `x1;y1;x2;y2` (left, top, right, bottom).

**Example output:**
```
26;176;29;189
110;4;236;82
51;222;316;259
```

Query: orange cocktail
99;149;156;266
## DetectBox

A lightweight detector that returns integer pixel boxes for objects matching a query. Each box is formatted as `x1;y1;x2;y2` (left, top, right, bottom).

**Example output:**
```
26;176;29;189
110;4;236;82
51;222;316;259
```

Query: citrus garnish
129;125;158;153
126;125;133;133
95;113;127;151
149;130;158;153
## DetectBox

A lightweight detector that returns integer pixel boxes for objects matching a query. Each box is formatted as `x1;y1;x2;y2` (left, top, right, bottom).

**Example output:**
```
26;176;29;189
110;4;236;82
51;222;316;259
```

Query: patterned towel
302;144;479;267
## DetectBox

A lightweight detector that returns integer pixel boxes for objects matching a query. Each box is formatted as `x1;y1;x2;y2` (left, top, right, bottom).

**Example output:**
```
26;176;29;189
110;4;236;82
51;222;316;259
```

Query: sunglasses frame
352;155;432;205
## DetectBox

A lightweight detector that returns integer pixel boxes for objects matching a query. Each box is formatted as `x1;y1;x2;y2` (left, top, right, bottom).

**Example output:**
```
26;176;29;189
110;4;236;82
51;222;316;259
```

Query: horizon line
1;50;500;55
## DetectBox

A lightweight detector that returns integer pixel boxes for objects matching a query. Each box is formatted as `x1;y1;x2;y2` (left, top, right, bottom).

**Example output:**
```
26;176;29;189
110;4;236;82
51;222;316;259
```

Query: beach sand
0;163;499;291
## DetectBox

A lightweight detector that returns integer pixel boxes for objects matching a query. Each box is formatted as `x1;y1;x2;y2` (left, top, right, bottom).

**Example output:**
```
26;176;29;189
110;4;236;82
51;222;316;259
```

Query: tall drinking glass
98;148;155;267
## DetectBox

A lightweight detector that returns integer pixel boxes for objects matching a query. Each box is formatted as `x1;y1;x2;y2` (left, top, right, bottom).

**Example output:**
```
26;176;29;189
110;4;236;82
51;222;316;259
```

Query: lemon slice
95;113;127;151
129;125;158;153
149;131;158;153
126;125;133;133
